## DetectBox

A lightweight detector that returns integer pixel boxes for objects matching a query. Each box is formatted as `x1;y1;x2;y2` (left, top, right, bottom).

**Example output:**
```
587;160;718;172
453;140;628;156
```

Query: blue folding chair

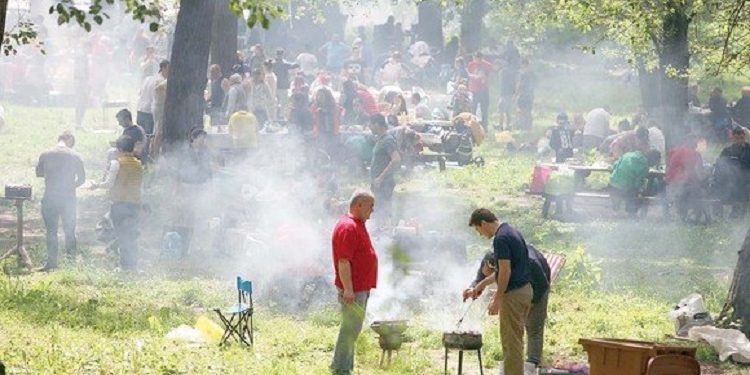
214;276;254;345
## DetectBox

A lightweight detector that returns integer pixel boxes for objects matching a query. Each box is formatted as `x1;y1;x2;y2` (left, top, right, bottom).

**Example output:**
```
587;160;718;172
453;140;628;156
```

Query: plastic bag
166;325;206;343
194;316;223;343
668;293;713;337
688;326;750;363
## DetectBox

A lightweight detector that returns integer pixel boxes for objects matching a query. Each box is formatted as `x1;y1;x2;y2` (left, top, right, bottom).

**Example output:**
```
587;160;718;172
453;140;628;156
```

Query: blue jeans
110;202;139;270
42;197;77;267
331;290;370;374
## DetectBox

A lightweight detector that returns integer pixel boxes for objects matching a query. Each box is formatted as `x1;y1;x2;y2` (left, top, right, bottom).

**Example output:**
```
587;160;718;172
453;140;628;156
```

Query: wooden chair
646;354;701;375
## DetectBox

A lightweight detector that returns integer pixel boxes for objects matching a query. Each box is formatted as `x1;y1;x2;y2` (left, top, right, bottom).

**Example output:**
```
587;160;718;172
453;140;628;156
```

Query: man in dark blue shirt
468;208;533;375
463;245;550;371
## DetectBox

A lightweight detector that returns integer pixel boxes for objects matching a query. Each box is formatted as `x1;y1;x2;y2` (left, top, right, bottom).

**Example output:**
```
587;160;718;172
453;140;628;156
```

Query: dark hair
482;251;496;269
474;51;483;58
369;113;387;128
732;126;746;136
468;208;498;226
412;92;421;102
189;127;207;143
58;131;75;146
636;126;649;141
116;136;136;153
618;119;632;132
116;109;132;122
645;150;661;166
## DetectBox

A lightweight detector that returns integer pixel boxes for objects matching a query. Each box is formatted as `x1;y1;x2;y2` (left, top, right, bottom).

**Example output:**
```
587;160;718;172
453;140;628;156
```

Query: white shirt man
583;107;611;148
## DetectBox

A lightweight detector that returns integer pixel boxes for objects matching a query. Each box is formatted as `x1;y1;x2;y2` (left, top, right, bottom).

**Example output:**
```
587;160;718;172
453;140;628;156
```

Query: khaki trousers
500;283;533;375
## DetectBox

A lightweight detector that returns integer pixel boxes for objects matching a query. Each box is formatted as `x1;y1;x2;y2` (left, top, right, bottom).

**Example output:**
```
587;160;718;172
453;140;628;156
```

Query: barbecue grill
443;331;483;375
371;320;408;367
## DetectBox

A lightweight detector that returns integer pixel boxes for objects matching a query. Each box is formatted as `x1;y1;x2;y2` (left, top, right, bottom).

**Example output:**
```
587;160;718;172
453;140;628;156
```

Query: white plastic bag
688;326;750;363
166;325;206;343
668;293;712;336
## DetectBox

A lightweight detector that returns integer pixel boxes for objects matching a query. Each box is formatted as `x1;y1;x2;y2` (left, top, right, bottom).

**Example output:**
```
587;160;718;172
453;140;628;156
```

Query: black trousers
471;89;490;129
42;197;77;267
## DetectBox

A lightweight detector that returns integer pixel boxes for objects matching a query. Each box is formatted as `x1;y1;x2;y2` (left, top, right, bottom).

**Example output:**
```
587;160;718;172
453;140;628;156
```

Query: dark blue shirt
493;223;531;293
472;244;548;303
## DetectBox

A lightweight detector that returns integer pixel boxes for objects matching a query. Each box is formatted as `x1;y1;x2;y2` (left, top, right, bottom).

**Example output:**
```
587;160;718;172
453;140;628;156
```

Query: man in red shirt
330;191;378;375
467;51;495;130
665;136;705;220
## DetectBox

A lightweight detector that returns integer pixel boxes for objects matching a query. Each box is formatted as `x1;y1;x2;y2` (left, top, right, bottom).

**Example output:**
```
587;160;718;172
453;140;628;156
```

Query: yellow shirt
228;111;258;149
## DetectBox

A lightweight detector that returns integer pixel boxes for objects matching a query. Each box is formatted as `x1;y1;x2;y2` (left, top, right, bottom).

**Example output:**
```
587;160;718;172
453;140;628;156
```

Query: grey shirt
36;146;86;200
370;133;398;180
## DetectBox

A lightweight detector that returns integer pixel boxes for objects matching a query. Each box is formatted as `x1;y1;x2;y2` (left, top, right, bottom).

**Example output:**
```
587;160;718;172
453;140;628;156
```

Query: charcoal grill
370;320;408;367
443;331;483;375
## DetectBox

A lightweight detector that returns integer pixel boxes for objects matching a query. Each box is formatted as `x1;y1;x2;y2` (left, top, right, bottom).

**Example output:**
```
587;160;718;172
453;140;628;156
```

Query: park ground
2;72;750;374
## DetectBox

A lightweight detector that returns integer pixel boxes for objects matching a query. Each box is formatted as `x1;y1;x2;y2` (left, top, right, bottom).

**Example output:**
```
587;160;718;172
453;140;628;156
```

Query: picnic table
528;163;666;218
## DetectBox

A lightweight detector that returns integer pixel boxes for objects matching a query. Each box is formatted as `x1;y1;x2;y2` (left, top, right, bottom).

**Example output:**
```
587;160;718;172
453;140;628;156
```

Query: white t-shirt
137;73;166;114
648;127;666;164
583;108;611;139
296;53;318;76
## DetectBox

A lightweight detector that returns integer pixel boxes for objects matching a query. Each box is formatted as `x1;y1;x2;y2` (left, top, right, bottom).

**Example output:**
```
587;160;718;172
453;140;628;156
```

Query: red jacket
357;89;379;116
332;214;378;292
665;146;703;185
467;59;494;92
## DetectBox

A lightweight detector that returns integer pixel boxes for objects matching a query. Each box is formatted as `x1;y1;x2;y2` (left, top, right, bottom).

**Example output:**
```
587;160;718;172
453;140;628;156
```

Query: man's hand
462;288;473;302
488;293;502;316
342;288;355;305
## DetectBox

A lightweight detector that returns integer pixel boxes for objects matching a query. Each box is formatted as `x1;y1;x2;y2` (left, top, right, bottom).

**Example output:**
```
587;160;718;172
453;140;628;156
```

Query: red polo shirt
332;214;378;292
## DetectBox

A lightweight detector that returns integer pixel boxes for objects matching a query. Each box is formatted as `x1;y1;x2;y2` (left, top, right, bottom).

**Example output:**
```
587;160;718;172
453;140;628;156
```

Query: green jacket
609;151;648;192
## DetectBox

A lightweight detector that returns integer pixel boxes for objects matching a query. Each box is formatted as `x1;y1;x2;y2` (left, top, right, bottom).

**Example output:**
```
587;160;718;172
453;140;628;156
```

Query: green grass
2;100;750;374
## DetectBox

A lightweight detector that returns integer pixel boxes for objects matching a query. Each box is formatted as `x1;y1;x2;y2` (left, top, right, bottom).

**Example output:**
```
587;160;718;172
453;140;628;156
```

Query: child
549;112;574;162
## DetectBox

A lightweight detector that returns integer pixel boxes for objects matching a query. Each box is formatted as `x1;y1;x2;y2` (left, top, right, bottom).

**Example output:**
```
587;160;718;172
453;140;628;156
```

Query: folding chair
214;276;254;346
544;253;567;284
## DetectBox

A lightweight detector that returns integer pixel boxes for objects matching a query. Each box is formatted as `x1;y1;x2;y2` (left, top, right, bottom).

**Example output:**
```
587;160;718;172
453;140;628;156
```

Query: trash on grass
688;326;750;364
668;293;713;337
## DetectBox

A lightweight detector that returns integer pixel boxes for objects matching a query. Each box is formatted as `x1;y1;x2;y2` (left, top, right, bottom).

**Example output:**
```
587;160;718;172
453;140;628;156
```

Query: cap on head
159;60;170;72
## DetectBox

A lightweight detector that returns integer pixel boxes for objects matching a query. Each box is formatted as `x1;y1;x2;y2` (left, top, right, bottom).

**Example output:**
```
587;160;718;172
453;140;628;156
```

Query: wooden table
0;198;33;269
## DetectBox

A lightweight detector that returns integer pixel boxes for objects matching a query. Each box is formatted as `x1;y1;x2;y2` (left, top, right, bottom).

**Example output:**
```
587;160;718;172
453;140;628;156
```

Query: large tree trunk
728;227;750;335
653;2;690;150
162;0;216;147
460;0;486;54
0;0;8;43
210;0;237;77
416;0;444;51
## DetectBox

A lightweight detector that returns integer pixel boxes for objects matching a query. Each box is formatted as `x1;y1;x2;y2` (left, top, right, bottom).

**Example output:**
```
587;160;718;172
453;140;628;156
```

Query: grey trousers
331;290;370;374
526;291;549;365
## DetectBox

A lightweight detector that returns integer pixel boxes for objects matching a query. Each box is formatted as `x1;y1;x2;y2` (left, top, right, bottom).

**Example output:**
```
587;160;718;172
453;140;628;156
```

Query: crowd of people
20;13;750;375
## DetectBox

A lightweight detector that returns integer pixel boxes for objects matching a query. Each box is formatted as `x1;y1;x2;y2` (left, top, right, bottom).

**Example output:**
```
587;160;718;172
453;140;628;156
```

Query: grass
2;98;750;374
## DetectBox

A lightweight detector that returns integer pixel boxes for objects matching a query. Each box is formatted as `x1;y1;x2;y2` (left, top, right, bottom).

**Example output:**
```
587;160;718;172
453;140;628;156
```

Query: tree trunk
729;227;750;335
460;0;486;53
210;0;237;77
654;2;690;150
416;0;444;51
162;0;216;147
0;0;8;43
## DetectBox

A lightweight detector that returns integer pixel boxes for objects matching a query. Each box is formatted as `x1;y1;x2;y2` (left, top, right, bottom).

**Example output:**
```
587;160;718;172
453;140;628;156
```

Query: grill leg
380;350;385;367
458;350;463;375
387;350;392;365
444;348;448;375
477;349;483;375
